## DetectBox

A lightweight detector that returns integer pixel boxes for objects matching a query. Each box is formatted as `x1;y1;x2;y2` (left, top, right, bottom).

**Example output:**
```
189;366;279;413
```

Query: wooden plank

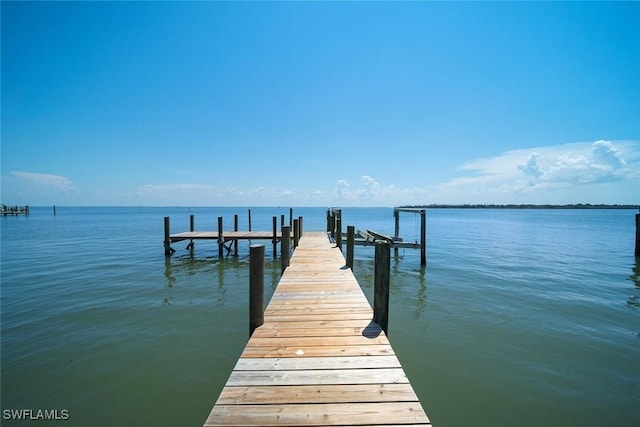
256;320;380;329
205;402;429;426
251;326;381;338
240;344;394;358
215;383;419;404
234;356;402;371
245;335;389;347
226;368;408;386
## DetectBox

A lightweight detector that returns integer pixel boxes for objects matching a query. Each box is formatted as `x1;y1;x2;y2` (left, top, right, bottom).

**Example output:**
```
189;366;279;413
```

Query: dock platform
204;232;430;426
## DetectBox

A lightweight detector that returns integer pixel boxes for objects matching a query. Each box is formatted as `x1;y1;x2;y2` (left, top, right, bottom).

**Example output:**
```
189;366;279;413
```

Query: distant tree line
399;204;639;209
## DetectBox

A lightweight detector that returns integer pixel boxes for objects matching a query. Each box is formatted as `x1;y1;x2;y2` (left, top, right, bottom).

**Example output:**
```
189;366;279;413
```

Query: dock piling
217;216;224;258
164;217;175;256
249;244;265;336
374;241;391;335
346;225;355;269
233;214;239;256
336;216;342;251
281;225;291;273
293;218;299;248
188;214;195;252
272;216;277;258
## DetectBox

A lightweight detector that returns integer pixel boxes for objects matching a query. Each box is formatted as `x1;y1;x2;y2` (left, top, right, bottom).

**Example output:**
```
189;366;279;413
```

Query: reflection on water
163;247;282;307
628;259;640;315
630;258;640;288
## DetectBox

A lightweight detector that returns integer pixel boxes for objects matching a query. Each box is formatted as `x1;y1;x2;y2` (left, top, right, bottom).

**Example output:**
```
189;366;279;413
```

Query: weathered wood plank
205;402;429;426
215;383;419;404
226;368;408;386
234;356;402;371
245;335;388;347
240;344;394;358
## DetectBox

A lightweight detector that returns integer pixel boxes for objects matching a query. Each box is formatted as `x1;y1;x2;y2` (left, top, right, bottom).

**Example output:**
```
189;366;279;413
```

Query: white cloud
333;176;428;206
10;171;79;195
434;140;640;203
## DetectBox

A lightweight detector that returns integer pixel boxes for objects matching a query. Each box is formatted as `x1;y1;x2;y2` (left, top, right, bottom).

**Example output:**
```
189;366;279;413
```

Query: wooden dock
204;232;430;426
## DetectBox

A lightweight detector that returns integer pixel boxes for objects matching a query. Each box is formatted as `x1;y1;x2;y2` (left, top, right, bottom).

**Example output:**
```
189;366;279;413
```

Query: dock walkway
204;232;430;426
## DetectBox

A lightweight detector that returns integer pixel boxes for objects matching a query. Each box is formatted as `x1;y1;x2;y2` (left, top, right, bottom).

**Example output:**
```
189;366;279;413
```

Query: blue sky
2;1;639;207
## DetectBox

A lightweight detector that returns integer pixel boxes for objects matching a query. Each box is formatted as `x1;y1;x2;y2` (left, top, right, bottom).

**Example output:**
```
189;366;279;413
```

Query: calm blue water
1;207;639;426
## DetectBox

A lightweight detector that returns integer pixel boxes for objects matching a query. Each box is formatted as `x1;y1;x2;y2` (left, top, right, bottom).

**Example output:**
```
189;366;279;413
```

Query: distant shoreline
400;204;639;210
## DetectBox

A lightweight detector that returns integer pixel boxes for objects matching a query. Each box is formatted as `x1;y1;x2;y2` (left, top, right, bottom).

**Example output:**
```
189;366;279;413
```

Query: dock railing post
249;244;265;336
346;225;355;269
326;209;331;232
248;209;252;231
272;216;277;258
218;216;224;258
336;216;342;251
289;208;293;230
293;218;299;248
330;210;336;239
374;241;391;335
635;208;640;257
298;216;303;238
420;209;427;267
164;216;175;256
281;225;291;273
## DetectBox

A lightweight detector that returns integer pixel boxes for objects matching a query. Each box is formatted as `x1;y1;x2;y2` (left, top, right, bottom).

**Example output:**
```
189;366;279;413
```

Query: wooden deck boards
204;232;430;426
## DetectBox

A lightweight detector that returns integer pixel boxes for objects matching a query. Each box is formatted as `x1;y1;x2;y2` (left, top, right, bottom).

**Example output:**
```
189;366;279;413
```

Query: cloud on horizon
8;171;79;194
433;140;640;203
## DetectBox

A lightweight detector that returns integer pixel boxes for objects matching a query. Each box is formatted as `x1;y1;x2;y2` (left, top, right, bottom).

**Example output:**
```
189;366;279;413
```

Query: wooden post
330;210;336;238
393;209;400;257
420;209;427;267
249;244;265;336
336;216;342;251
217;216;224;258
281;214;285;228
289;208;293;230
374;241;391;335
635;209;640;257
281;225;291;273
346;225;355;269
234;214;239;256
188;214;195;252
53;205;56;216
326;209;331;232
293;218;299;248
272;216;277;258
298;216;303;238
164;216;175;256
248;209;252;231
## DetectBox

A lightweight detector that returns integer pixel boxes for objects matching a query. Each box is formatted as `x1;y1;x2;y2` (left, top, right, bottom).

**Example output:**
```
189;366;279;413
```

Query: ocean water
1;207;638;426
